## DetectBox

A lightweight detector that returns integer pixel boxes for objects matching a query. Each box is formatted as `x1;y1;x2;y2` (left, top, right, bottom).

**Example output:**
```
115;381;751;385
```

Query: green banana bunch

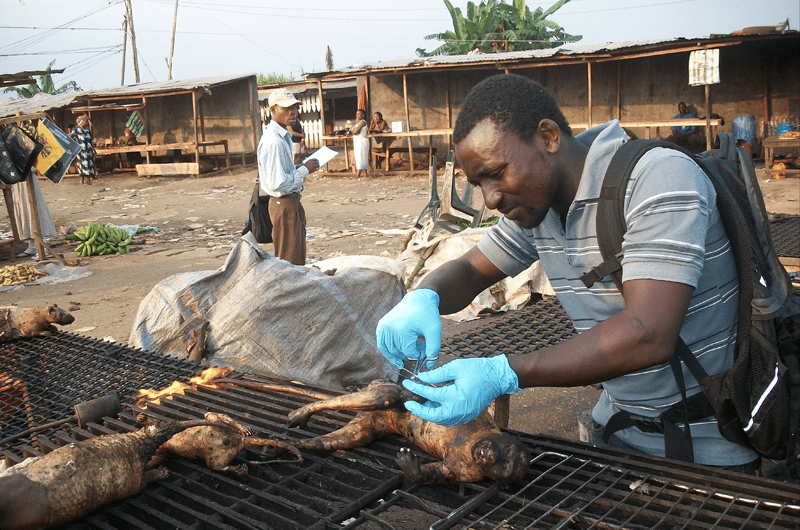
67;222;132;257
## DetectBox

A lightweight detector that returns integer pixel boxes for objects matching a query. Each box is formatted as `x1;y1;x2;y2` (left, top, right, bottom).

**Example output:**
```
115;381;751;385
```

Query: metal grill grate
1;334;799;529
440;296;577;360
0;332;201;446
433;450;799;529
771;215;800;258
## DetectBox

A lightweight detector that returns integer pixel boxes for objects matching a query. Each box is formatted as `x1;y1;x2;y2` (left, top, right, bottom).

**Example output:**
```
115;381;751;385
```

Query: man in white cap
258;88;320;264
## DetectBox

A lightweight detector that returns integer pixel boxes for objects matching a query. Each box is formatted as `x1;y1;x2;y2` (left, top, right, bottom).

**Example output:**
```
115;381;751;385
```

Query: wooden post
704;84;712;149
192;90;200;169
403;74;413;170
616;60;622;121
365;74;370;116
445;73;452;147
143;95;151;164
119;15;128;85
167;0;179;80
24;174;44;260
316;79;325;135
124;0;140;83
587;62;593;129
762;66;770;139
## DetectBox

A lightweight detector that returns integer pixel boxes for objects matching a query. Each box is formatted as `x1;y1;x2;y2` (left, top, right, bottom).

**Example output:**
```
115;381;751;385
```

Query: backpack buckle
629;413;665;433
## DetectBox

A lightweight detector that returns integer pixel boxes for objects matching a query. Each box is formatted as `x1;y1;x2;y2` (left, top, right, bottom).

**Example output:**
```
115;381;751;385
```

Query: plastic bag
0;125;42;184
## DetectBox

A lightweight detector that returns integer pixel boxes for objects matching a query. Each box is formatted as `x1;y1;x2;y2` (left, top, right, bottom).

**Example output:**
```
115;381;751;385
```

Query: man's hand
402;355;521;426
304;159;320;173
376;288;441;368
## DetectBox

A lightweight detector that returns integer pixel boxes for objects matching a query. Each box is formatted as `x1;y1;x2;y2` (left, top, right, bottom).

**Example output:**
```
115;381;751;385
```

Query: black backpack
579;134;800;475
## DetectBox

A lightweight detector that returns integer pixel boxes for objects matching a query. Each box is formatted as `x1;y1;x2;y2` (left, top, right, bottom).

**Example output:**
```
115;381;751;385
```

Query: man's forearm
417;249;506;315
508;279;693;388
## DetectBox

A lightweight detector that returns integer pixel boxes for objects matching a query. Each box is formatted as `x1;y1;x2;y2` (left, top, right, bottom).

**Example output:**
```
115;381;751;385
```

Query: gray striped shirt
477;121;756;465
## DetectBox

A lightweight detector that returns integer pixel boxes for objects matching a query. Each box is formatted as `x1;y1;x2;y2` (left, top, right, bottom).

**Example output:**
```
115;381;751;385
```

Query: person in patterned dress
70;114;96;184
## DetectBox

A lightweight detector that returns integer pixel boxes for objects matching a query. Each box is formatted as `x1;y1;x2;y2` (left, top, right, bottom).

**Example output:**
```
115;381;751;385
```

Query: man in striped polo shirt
376;74;759;472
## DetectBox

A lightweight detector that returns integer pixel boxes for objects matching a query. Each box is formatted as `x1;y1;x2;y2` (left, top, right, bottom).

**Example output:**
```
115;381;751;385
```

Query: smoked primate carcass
0;305;74;342
286;379;530;485
146;412;302;474
0;419;231;530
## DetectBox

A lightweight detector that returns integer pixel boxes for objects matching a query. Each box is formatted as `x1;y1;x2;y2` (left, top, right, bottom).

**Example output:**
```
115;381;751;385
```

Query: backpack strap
579;139;693;290
602;338;712;462
589;139;710;462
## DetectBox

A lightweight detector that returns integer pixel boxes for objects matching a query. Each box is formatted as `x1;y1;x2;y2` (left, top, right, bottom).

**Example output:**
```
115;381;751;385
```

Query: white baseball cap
268;88;300;108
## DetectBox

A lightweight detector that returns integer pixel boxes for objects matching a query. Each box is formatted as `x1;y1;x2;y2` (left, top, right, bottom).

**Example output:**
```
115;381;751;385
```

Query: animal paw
395;447;423;480
218;463;248;475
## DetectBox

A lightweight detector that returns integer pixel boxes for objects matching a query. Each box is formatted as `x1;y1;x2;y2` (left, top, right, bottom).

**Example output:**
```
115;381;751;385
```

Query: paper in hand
303;145;338;167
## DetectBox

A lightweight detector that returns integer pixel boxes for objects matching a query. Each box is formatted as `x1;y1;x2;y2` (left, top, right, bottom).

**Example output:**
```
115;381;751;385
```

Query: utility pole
167;0;179;80
124;0;141;83
119;15;128;85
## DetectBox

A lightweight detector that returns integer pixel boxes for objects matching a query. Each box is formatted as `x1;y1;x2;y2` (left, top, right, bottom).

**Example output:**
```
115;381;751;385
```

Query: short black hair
453;74;572;145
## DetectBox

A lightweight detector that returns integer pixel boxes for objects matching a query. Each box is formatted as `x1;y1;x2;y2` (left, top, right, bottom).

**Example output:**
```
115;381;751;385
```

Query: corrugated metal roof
77;73;254;97
315;34;795;76
257;79;357;102
0;92;81;121
0;74;255;121
327;39;685;74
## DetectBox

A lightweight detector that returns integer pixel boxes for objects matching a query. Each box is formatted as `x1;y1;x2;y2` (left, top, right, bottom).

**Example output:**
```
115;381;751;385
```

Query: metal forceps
397;356;427;382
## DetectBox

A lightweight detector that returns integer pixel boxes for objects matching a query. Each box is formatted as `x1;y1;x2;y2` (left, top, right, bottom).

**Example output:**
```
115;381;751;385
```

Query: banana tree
417;0;580;56
3;60;80;99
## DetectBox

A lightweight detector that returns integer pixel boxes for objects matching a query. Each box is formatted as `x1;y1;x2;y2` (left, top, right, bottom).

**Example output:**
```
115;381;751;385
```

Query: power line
557;0;698;16
146;0;444;13
0;1;123;55
183;0;301;71
144;0;449;22
0;46;120;57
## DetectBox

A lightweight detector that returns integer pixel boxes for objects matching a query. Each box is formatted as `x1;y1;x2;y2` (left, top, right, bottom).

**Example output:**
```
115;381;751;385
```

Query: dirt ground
1;162;798;445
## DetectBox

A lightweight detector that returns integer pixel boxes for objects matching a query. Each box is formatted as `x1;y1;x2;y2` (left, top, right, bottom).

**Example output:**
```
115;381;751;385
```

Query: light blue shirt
257;120;309;196
477;121;756;466
671;112;697;135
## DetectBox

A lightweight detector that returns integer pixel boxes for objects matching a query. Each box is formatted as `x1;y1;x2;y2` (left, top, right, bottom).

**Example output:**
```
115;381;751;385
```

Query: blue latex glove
376;288;441;369
402;355;521;426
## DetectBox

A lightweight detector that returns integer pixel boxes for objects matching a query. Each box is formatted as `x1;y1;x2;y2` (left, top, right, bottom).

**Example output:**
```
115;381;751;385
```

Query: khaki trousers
268;194;306;265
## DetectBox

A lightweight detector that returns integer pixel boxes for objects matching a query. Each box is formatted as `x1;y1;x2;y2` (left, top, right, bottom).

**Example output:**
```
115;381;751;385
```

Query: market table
763;135;800;176
369;128;453;171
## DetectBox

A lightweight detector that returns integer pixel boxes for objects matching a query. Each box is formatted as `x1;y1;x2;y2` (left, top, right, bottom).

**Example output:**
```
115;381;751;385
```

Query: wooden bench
572;119;723;149
96;140;230;170
763;135;800;176
373;147;437;170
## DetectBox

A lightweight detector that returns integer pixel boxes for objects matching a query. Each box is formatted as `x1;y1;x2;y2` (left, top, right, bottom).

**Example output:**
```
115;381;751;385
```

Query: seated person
665;102;704;152
119;127;142;168
368;111;395;164
369;111;391;134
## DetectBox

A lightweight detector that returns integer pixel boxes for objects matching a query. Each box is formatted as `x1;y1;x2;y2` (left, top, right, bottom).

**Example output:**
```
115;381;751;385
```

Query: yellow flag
33;119;67;174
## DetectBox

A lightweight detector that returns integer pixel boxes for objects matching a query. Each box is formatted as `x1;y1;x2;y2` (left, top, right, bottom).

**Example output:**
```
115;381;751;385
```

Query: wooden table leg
765;146;773;169
1;186;24;260
24;175;44;260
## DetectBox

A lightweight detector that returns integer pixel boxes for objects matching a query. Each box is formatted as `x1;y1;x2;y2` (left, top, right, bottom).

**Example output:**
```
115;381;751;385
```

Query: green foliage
257;72;295;85
2;60;80;99
417;0;581;57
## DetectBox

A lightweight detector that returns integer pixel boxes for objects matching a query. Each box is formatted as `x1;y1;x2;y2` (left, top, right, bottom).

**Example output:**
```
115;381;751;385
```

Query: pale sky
1;0;798;101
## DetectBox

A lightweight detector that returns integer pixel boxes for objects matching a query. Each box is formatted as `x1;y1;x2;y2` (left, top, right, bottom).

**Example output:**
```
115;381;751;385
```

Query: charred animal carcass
146;412;302;474
0;419;226;529
0;305;74;342
286;379;529;485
